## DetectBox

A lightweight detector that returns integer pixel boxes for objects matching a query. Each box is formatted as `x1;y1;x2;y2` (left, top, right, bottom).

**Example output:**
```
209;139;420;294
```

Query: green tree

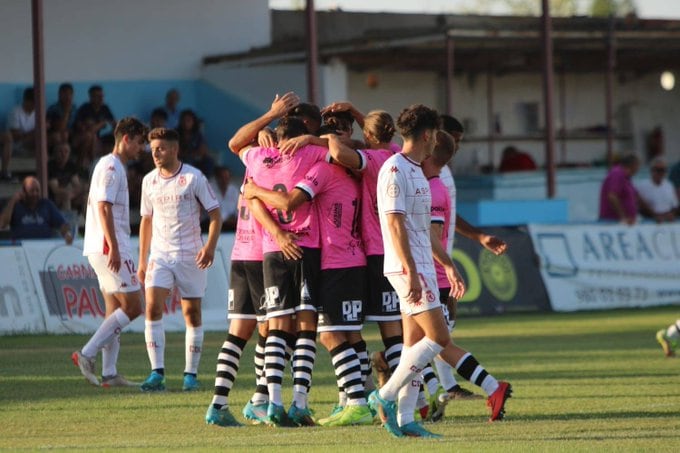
590;0;636;17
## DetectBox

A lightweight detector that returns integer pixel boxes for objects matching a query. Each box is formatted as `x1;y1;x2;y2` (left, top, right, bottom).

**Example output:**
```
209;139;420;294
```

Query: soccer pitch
1;306;679;451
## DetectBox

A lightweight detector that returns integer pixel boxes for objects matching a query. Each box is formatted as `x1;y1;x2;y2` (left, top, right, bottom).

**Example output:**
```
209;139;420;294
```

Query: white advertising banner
528;223;680;312
20;234;235;334
0;246;45;334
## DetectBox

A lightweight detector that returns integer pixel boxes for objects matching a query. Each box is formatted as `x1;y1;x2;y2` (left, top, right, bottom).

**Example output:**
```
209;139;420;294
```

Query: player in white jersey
72;117;148;387
368;105;512;438
137;128;221;392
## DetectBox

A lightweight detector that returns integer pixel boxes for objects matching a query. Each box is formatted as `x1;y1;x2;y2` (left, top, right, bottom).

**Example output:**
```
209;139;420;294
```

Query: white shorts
387;272;441;316
88;254;141;294
145;257;207;299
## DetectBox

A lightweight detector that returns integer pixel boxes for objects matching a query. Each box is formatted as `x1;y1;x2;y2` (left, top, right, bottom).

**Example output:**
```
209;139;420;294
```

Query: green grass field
1;306;679;452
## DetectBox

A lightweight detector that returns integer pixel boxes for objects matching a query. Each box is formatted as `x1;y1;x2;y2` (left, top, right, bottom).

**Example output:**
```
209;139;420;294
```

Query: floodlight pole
605;14;616;166
31;0;48;197
445;35;455;115
305;0;319;105
541;0;556;198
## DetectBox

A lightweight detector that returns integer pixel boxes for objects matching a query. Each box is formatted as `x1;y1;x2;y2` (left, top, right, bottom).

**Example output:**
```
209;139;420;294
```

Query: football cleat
487;381;512;422
656;330;676;357
449;386;484;400
101;374;138;387
205;405;243;427
243;401;268;425
368;390;403;438
140;371;166;392
288;402;315;426
265;402;296;427
71;351;100;386
182;374;200;391
318;404;373;427
399;421;442;438
429;387;450;422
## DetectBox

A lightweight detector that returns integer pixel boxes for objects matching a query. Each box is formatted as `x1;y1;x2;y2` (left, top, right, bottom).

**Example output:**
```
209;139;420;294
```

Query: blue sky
270;0;680;19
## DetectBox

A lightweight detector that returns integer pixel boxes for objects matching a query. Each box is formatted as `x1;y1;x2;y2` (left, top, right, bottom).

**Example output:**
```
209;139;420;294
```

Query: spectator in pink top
599;153;641;225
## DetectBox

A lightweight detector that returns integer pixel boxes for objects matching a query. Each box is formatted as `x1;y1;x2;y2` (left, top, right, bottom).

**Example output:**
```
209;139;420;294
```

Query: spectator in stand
599;153;641;225
668;159;680;201
177;109;214;178
72;85;116;168
47;83;77;148
162;89;181;129
0;176;73;244
150;107;168;129
498;145;537;172
211;166;239;231
2;87;36;181
635;157;678;223
47;142;87;213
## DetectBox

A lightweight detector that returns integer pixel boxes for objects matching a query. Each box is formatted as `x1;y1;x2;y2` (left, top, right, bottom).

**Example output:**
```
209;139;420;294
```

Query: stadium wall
3;224;679;335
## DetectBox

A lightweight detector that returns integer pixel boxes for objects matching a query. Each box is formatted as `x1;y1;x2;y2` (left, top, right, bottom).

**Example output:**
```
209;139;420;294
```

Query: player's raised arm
326;134;364;170
228;92;300;153
243;178;308;212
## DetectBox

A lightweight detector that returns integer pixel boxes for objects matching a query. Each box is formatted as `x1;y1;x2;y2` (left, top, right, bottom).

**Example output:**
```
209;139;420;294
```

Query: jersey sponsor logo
262;155;282;168
330;203;342;228
341;300;362;322
382;291;399;312
265;286;280;308
415;187;430;195
387;184;400;198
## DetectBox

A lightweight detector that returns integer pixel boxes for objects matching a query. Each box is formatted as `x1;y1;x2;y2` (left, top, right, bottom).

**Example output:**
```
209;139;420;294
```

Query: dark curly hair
275;116;308;142
397;104;440;140
114;117;148;143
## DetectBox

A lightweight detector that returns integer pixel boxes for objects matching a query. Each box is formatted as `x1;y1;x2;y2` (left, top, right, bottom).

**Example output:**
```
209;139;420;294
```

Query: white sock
145;319;165;370
434;356;459;391
380;338;443;401
397;374;420;426
82;309;130;358
185;325;204;375
101;333;120;377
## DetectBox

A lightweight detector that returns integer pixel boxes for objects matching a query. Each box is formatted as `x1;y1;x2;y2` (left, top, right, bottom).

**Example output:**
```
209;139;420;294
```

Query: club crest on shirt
426;290;436;303
178;175;187;186
387;183;400;197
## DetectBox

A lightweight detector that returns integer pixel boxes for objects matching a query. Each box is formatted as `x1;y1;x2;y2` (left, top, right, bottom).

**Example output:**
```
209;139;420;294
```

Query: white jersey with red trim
83;153;132;256
140;163;219;261
377;153;434;277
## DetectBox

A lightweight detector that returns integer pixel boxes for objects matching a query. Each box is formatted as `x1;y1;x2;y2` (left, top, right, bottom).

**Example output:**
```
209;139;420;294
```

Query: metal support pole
31;0;48;197
486;71;494;171
559;67;567;164
445;35;455;115
541;0;556;198
605;15;616;166
305;0;319;105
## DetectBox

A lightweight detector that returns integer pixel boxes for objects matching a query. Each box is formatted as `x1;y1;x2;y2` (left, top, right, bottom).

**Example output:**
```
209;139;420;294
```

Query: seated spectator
47;142;87;213
46;82;76;149
669;159;680;201
72;85;115;167
0;176;73;244
177;109;214;177
599;153;640;225
635;157;678;223
211;166;238;231
499;145;537;172
150;107;168;129
161;88;181;129
2;87;36;180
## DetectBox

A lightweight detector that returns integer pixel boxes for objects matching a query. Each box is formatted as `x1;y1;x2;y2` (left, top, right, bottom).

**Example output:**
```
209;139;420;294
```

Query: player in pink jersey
245;152;374;427
324;109;405;386
368;105;512;439
239;117;330;427
137;128;221;393
73;117;147;388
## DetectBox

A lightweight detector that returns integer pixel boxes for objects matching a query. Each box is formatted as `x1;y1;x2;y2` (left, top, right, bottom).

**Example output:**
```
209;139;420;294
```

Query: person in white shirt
72;117;148;387
211;166;239;231
369;104;511;439
635;157;679;223
2;88;36;180
137;127;221;392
